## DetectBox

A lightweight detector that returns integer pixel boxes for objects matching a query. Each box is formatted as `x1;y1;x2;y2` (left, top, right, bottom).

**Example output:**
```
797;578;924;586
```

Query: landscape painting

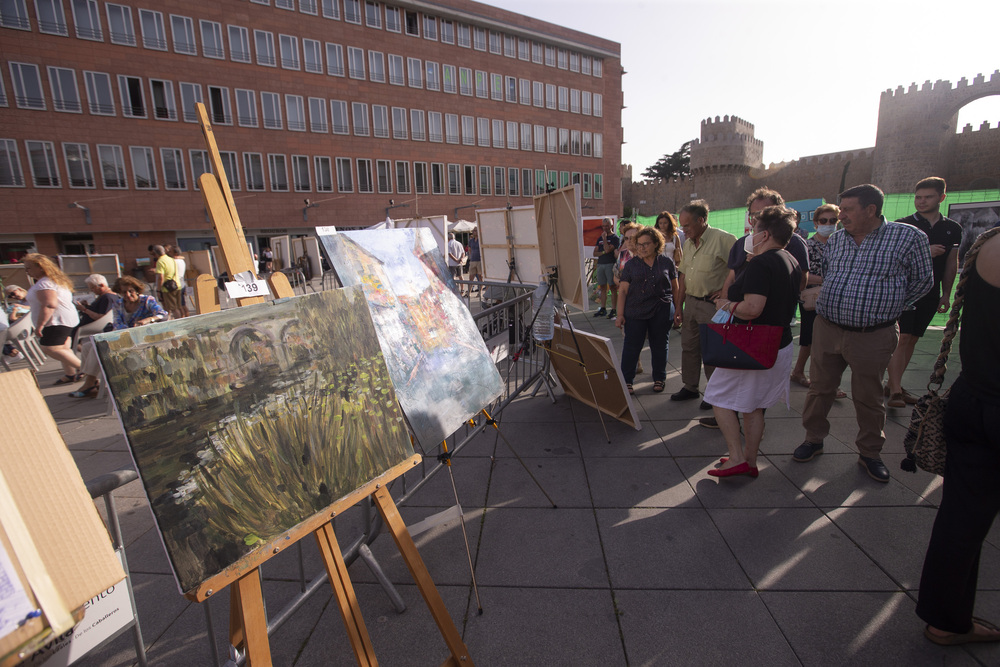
93;288;414;593
319;227;504;448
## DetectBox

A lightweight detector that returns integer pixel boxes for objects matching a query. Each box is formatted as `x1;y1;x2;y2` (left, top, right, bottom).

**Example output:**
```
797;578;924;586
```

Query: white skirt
703;343;794;413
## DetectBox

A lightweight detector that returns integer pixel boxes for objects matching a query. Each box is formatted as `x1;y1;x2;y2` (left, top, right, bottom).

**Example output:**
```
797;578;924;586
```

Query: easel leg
371;486;475;667
480;409;558;508
229;568;273;667
315;522;377;666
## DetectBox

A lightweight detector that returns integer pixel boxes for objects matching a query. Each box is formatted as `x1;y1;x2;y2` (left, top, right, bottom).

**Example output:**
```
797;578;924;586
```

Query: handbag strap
927;226;1000;391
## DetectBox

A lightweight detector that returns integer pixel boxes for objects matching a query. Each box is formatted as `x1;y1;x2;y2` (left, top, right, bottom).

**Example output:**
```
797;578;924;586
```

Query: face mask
816;224;836;237
743;233;758;255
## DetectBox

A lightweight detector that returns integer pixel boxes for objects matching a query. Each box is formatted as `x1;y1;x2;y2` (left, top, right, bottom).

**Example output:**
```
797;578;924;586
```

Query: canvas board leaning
546;323;640;430
319;227;504;449
94;288;415;594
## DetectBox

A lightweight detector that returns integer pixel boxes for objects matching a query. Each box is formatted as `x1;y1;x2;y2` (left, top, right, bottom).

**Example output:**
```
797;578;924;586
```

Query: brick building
0;0;622;269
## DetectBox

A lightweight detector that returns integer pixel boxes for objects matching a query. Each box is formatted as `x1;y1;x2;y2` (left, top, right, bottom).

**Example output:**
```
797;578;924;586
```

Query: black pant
620;303;673;385
916;375;1000;633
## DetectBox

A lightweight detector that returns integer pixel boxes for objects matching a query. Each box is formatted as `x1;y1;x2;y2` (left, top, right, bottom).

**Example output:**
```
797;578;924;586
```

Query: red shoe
708;462;759;478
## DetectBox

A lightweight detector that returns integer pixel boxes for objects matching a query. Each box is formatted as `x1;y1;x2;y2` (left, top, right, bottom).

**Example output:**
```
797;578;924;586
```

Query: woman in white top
22;253;82;384
655;211;684;268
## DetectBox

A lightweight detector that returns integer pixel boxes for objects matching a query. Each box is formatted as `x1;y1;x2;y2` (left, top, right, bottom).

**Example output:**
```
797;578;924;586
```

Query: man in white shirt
447;233;466;279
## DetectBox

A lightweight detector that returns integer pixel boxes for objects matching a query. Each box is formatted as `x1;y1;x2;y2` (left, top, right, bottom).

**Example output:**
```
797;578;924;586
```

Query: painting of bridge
93;287;413;593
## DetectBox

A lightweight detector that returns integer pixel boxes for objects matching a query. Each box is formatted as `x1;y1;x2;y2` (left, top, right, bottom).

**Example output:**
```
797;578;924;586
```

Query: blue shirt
113;294;168;329
619;254;677;319
817;217;933;328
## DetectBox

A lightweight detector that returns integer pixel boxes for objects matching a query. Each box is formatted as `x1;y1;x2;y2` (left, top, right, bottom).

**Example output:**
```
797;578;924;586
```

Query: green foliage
641;141;691;180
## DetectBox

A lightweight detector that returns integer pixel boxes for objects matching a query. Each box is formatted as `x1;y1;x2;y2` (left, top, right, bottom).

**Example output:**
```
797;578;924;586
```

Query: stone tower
688;115;764;208
872;70;1000;193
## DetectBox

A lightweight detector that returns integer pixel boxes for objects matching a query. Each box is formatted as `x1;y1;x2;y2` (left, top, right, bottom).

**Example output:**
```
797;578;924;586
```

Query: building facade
0;0;622;268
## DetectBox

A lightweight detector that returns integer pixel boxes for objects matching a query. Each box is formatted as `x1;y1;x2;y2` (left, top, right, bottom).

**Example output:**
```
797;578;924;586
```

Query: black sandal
627;384;634;395
653;381;665;393
54;374;79;385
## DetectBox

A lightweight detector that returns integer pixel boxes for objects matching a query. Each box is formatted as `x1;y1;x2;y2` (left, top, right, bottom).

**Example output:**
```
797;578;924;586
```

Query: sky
487;0;1000;176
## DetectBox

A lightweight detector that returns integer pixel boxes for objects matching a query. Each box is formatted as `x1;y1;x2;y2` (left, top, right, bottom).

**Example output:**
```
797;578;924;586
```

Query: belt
829;318;896;334
690;295;715;303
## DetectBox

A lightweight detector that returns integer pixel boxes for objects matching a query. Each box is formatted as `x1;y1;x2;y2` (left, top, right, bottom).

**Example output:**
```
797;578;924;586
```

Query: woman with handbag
790;204;847;399
614;226;679;395
916;227;1000;646
705;206;802;479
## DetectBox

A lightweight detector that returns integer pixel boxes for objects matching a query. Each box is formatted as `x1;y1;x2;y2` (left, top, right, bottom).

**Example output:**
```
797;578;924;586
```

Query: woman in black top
917;227;1000;646
705;206;802;479
614;227;679;394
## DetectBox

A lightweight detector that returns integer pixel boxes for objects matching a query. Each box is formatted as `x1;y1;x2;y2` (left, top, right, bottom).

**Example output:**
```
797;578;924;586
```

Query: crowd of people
606;177;1000;646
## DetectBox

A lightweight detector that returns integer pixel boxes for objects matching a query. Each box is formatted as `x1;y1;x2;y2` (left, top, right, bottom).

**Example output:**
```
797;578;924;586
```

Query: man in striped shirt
793;184;933;482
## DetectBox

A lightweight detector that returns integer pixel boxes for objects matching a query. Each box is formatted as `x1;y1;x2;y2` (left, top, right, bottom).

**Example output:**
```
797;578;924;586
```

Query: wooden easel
193;103;475;666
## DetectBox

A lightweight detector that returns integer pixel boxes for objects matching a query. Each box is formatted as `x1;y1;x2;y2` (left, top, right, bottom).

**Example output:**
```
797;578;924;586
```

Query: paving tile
709;508;897;591
597;508;749;590
495;393;576;422
586;457;695;508
768;453;931;507
472;420;578;458
677;456;813;509
292;583;471;667
485;456;590;508
761;591;983;666
475;507;606;588
399;454;493;509
347;504;483;588
616;589;799;665
577;419;668;457
463;587;624;666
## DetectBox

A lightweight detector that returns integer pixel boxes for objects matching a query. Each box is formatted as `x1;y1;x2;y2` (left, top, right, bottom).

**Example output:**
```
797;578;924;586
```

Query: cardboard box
0;371;125;666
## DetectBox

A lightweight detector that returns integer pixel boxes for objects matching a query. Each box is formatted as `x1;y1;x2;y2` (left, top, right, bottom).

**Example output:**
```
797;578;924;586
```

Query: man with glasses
671;200;736;404
885;177;962;408
794;184;932;482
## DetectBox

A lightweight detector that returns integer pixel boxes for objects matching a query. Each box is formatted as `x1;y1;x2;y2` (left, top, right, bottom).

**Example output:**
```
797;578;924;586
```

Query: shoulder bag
699;308;783;370
901;227;1000;475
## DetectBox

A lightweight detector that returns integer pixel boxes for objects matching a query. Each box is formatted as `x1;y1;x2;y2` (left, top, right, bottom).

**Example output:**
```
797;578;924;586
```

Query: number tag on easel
225;271;271;299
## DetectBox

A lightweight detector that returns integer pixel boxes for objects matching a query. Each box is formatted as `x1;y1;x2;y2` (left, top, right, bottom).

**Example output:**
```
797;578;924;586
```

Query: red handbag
699;310;783;370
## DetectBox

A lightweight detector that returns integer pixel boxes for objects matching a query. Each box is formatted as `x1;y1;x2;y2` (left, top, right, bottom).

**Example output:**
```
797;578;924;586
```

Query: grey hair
84;273;108;288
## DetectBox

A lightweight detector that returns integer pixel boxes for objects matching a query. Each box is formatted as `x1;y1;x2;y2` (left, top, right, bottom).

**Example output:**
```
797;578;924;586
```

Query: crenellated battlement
880;69;1000;100
699;114;755;140
960;120;1000;133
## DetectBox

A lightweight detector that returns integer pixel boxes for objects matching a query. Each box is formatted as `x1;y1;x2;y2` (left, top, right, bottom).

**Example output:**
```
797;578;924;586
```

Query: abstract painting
319;228;504;448
94;288;414;593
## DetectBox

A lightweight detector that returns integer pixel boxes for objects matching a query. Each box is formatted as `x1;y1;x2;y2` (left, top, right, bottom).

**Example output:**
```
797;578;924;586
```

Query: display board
546;324;641;430
57;254;120;292
535;184;588;311
319;227;504;448
94;288;414;593
477;205;541;284
391;215;449;260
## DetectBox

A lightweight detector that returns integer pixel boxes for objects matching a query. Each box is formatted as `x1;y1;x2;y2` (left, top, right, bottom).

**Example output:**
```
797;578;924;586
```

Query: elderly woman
70;275;167;398
4;284;31;321
22;254;82;385
706;206;803;479
790;204;847;398
74;274;117;333
614;226;680;394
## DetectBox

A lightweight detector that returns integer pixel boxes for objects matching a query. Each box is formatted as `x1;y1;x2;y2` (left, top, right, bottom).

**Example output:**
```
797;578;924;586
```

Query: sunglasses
815;217;838;224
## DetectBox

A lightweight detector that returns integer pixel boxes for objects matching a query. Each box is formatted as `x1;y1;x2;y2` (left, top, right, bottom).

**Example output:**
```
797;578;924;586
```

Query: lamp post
68;202;92;225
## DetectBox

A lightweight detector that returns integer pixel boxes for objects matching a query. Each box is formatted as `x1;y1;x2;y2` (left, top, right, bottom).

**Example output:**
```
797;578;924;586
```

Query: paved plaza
21;304;999;666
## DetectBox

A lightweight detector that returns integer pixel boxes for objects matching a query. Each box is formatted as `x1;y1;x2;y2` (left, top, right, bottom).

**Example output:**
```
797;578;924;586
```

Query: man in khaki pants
794;184;932;482
672;200;736;405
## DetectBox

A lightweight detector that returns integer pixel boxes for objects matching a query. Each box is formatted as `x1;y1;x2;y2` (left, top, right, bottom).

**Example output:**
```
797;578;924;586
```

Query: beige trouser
680;296;719;393
802;316;899;459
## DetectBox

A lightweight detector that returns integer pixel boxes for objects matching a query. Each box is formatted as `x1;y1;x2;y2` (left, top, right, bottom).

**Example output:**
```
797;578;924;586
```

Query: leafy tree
641;141;691;180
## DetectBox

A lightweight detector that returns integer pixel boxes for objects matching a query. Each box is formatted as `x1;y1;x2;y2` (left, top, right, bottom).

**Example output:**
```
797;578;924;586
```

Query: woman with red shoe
705;206;802;479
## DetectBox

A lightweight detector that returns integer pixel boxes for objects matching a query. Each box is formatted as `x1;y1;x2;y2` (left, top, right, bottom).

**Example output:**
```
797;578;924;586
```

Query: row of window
4;58;605;118
1;0;605;76
1;66;606;157
0;139;606;199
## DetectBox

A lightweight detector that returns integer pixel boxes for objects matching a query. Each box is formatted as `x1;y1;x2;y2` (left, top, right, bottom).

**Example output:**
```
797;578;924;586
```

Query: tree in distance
642;141;691;180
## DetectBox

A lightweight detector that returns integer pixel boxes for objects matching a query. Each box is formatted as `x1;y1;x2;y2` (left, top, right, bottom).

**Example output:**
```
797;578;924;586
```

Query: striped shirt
817;217;933;328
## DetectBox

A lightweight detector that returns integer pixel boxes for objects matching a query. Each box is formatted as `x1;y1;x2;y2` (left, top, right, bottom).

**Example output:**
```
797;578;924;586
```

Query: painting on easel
319;227;504;448
93;288;414;593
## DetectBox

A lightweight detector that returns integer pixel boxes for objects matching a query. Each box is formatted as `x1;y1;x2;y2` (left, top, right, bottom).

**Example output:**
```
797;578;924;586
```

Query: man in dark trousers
885;177;962;408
